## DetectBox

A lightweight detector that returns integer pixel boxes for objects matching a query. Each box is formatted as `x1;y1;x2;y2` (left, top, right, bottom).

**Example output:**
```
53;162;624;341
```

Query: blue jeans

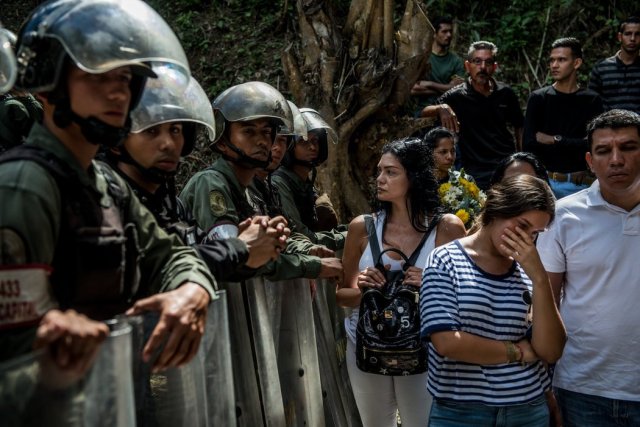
555;388;640;427
429;396;548;427
549;178;587;199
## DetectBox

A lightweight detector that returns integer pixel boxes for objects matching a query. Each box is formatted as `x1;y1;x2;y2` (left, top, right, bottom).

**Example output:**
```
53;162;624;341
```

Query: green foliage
425;0;634;104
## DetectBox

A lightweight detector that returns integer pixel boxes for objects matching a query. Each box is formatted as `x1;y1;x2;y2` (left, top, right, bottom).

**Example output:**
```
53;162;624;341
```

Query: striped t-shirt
419;240;550;406
588;54;640;113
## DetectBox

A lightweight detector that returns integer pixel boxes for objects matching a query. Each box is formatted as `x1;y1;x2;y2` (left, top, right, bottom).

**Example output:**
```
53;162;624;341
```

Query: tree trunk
283;0;434;221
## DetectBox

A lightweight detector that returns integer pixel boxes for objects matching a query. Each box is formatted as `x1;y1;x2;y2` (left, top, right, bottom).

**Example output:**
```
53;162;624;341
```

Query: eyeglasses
469;58;496;66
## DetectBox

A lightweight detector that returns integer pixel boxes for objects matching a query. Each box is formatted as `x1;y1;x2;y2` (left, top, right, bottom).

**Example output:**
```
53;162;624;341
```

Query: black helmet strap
219;139;272;169
116;144;175;184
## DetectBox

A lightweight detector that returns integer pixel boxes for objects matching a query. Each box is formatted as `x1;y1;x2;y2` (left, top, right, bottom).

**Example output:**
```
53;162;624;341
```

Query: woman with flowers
423;127;458;184
424;127;485;229
337;138;465;426
420;175;566;427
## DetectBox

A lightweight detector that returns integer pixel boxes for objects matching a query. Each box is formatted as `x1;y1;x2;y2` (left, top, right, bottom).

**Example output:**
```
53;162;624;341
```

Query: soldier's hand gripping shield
130;63;215;157
0;27;17;94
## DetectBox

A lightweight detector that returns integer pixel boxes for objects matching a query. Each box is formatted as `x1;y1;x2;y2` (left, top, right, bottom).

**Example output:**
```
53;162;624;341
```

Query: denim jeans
549;178;588;199
555;388;640;427
429;396;548;427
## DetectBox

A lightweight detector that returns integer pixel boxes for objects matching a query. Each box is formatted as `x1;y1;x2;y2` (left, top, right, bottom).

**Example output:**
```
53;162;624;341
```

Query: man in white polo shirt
537;109;640;426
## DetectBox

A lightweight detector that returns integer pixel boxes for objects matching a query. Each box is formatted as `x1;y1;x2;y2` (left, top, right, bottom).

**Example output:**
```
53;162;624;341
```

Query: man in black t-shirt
524;37;603;198
421;41;523;189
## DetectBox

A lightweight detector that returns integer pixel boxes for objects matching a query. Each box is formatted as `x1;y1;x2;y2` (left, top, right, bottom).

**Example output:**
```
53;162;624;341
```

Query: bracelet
514;343;525;365
504;341;518;363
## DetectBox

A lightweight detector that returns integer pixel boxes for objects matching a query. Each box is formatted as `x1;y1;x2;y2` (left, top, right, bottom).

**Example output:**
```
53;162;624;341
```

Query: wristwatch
553;135;563;144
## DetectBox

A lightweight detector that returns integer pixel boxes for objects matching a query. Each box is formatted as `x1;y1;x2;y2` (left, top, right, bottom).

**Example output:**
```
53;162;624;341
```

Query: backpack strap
364;213;381;263
364;213;442;272
405;214;442;269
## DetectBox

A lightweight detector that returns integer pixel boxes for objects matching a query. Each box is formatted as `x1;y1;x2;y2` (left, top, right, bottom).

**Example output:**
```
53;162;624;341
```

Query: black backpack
356;214;440;376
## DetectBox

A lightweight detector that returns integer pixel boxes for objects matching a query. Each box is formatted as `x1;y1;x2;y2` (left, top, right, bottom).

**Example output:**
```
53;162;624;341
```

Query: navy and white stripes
420;241;550;406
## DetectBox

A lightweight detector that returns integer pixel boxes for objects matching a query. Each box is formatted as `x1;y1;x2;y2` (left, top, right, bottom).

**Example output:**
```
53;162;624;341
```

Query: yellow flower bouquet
438;169;486;228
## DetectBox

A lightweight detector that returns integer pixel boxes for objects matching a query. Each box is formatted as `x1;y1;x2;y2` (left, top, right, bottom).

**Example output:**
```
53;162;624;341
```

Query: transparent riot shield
131;312;208;427
0;320;135;427
200;290;236;427
219;278;285;426
274;277;325;427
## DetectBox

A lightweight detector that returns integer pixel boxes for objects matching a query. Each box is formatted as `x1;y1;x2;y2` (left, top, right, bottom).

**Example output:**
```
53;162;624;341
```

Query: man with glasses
421;41;524;189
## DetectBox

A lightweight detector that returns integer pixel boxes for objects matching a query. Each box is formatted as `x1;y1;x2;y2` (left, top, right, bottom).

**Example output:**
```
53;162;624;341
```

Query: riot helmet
118;64;214;183
0;27;17;94
277;100;307;143
14;0;191;148
212;81;291;169
282;107;338;168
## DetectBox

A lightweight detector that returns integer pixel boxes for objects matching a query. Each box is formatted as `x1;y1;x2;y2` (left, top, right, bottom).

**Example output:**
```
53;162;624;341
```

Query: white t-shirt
344;211;437;343
537;182;640;401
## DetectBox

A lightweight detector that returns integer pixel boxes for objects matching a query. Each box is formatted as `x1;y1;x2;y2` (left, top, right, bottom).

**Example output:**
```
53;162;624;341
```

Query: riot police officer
110;64;287;279
0;0;215;372
272;108;346;250
0;28;43;152
181;82;341;280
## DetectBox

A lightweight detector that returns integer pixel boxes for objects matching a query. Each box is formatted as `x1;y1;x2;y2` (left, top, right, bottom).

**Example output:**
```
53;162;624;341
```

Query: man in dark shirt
589;16;640;113
411;16;465;112
524;37;604;198
421;41;523;189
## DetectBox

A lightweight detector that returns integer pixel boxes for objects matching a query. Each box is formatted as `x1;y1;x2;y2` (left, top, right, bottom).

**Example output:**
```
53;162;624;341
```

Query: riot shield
132;312;208;427
275;277;325;427
200;290;236;427
219;278;285;426
0;320;135;427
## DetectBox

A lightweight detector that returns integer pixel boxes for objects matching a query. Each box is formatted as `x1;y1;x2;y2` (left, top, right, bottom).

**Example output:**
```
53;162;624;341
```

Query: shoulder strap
0;144;71;181
364;214;381;263
94;161;129;210
366;213;442;271
405;214;442;268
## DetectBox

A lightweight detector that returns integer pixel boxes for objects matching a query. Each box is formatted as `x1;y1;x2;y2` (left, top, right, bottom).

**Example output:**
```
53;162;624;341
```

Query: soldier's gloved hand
126;282;210;372
318;257;343;281
34;309;109;384
308;245;335;258
239;216;286;268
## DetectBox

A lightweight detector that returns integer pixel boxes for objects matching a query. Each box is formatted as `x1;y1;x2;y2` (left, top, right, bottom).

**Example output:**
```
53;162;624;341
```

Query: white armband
0;265;58;329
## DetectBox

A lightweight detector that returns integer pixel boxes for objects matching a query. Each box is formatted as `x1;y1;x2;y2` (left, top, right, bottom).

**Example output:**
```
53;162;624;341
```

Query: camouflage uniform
0;124;216;361
271;167;346;251
181;158;322;279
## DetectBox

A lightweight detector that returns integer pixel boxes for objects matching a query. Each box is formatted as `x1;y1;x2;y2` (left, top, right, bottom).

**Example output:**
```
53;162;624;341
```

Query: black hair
433;16;454;33
422;126;457;151
587;109;640;150
551;37;583;59
375;137;442;232
489;152;549;187
619;16;640;33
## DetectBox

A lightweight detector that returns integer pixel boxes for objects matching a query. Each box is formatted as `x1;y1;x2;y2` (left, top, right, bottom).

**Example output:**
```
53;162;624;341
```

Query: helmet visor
43;0;190;78
130;63;215;141
213;81;292;131
0;29;16;94
299;108;338;144
278;100;308;140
